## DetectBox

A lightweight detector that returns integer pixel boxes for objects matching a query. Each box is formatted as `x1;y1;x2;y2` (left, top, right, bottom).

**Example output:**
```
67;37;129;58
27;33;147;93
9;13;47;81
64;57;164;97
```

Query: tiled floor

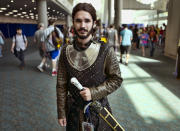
0;45;180;131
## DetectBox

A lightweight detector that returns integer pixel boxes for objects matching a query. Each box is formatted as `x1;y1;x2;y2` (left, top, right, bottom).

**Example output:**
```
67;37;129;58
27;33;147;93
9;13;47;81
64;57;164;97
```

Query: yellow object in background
66;38;70;44
56;38;63;48
57;44;60;48
100;37;107;43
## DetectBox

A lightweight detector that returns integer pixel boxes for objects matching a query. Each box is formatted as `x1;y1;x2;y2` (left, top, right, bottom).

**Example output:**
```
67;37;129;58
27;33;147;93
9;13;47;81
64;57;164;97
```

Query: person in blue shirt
119;24;133;65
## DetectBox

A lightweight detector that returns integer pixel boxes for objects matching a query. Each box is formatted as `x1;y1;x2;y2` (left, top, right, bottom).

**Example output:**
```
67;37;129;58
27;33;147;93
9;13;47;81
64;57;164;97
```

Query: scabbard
90;101;125;131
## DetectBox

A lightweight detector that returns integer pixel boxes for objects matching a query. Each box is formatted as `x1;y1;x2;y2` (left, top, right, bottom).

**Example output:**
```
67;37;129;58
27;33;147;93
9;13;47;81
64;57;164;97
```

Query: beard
74;26;93;39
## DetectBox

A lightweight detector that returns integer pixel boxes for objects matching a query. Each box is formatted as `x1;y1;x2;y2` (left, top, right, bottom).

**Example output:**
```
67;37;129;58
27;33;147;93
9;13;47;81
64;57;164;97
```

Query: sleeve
12;36;15;43
89;47;123;100
56;47;68;119
24;35;27;42
41;31;45;42
131;31;133;39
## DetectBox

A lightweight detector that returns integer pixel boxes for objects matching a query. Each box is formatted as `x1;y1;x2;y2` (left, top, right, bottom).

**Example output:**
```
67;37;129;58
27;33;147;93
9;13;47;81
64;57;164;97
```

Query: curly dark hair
72;3;97;22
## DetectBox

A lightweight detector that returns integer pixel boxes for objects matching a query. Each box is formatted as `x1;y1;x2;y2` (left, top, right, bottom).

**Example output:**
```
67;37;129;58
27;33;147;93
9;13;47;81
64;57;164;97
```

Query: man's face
73;10;94;39
17;29;22;34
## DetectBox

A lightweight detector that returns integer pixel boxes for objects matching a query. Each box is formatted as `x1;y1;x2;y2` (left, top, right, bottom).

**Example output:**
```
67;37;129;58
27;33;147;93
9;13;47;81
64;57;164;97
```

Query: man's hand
25;43;28;48
11;48;14;53
80;87;92;101
58;118;66;126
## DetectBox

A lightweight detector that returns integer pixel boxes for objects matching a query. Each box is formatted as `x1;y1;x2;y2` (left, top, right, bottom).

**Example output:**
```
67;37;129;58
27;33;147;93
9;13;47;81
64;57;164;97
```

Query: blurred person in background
11;28;28;70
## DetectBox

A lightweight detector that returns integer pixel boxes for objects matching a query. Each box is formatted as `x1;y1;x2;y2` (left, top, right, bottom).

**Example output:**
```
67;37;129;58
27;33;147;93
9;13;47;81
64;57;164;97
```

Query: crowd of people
8;19;64;75
0;2;180;130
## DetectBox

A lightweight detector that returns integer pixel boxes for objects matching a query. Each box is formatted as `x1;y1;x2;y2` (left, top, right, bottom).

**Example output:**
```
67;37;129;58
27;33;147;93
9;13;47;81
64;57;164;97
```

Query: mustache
78;28;88;32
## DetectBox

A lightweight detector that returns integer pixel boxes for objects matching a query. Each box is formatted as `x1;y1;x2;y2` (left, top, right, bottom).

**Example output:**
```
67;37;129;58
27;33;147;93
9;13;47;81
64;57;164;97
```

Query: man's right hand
58;118;67;126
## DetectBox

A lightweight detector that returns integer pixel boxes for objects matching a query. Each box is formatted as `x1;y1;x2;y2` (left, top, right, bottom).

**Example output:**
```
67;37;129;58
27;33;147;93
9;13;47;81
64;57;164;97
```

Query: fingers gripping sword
70;77;125;131
70;77;92;114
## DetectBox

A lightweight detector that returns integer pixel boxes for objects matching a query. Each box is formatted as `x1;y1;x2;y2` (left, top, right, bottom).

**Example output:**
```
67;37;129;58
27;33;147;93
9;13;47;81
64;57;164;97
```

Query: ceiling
0;0;68;21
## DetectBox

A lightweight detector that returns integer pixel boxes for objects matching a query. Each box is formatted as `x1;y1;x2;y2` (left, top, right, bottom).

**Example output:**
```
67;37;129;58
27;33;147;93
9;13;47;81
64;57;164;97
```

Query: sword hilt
90;101;125;131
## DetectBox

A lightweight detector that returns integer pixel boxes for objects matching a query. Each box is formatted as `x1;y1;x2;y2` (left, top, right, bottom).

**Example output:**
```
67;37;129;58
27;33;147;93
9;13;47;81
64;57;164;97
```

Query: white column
108;0;112;26
102;0;108;26
114;0;123;29
66;15;71;27
165;0;180;58
37;0;48;28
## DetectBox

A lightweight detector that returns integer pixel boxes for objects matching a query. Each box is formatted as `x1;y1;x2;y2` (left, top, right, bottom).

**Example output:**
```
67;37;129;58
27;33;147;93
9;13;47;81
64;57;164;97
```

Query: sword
71;77;125;131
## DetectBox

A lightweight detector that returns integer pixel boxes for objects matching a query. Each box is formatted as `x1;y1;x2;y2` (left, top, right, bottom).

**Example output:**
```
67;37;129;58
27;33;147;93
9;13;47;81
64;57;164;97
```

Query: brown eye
84;19;91;23
75;19;82;23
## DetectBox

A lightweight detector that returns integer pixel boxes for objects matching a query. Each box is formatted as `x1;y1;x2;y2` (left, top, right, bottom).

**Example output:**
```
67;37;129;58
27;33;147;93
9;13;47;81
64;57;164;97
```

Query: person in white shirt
35;23;50;72
41;19;64;76
11;28;28;69
0;30;5;57
107;24;118;51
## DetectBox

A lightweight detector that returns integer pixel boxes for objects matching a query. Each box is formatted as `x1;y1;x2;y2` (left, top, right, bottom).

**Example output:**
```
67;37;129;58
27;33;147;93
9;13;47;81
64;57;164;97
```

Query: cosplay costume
56;38;123;131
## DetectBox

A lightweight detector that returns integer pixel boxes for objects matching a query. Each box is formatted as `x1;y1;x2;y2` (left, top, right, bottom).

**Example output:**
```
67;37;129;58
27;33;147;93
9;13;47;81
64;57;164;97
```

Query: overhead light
48;7;50;10
32;0;35;2
20;8;22;10
11;0;14;2
136;0;158;5
29;13;34;15
7;5;10;7
24;4;27;7
57;11;59;14
34;8;36;10
12;10;18;12
22;12;27;14
0;10;3;12
53;10;55;12
20;16;24;18
5;14;10;16
1;8;7;10
29;10;32;12
8;12;13;14
13;15;17;17
17;13;21;16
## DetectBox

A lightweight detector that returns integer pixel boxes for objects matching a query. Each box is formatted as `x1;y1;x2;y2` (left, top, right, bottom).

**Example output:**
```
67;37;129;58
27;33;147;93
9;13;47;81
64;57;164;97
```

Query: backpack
48;27;63;50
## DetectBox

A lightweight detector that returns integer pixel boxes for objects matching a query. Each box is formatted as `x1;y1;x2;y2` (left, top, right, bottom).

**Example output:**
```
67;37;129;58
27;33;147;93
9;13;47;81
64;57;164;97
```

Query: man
56;3;123;131
0;30;5;57
42;19;64;76
34;23;49;72
177;39;180;79
132;24;139;50
148;26;158;57
11;28;28;69
120;24;133;66
107;24;118;51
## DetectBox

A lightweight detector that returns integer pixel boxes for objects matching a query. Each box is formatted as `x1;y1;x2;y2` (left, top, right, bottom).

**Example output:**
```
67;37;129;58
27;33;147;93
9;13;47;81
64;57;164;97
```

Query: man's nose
80;22;85;28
